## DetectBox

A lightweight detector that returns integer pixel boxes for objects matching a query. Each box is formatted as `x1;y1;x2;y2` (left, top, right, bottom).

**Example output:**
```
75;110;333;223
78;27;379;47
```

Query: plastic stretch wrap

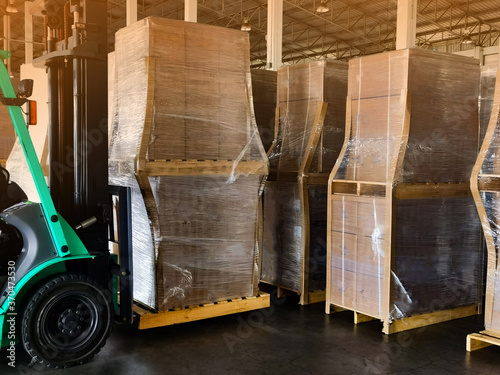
261;60;347;293
251;69;277;152
110;17;267;310
329;49;483;325
480;67;497;145
475;68;500;333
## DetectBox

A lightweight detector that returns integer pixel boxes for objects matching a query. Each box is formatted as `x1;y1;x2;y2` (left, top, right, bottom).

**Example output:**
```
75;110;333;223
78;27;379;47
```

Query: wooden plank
395;182;471;199
136;292;270;330
467;332;500;352
277;287;295;299
383;90;412;335
326;98;351;315
308;173;329;185
133;56;161;308
478;175;500;191
144;159;268;176
299;102;328;306
384;304;479;334
308;290;326;304
328;304;346;313
354;311;377;324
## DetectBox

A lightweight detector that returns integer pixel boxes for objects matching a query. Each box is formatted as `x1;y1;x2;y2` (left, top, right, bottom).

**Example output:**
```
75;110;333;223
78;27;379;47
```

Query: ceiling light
462;35;474;45
6;0;18;13
241;18;251;32
316;0;330;13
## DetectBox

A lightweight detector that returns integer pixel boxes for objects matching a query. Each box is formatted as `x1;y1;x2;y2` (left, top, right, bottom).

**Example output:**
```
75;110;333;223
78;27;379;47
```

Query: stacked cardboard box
261;60;347;303
109;17;268;311
327;48;483;333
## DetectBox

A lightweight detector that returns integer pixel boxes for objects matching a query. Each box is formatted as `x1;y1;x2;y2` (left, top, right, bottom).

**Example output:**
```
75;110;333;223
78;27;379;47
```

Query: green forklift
0;0;133;367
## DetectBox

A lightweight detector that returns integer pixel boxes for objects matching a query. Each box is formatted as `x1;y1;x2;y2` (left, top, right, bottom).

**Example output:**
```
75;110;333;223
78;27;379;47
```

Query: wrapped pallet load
261;60;348;304
109;18;268;311
468;68;500;351
327;48;483;334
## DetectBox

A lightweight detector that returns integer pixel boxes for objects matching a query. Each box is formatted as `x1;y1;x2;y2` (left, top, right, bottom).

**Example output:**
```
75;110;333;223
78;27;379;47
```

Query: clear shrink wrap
327;48;483;333
472;67;500;336
261;60;347;301
109;17;268;311
480;67;497;145
251;69;277;152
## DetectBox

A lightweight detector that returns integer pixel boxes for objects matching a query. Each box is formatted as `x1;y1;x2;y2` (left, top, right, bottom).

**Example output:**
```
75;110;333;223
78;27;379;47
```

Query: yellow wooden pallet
134;292;270;330
467;331;500;352
329;303;479;334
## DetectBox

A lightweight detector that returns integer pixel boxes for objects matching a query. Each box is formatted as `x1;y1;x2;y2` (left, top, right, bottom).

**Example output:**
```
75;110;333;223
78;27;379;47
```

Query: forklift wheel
21;274;113;368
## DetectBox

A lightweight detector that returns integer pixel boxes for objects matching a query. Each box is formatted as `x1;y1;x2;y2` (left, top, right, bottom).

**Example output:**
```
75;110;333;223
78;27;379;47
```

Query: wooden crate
110;18;269;313
468;68;500;351
251;69;277;153
327;49;483;334
261;60;348;305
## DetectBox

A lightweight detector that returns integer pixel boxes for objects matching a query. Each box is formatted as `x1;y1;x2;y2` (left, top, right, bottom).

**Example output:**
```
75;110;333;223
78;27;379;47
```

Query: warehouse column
396;0;417;50
474;46;484;66
25;1;33;64
266;0;283;71
126;0;137;26
3;15;11;75
185;0;197;22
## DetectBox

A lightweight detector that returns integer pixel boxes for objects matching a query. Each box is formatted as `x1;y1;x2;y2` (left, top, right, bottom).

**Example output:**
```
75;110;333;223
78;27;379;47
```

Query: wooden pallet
261;281;326;304
467;331;500;352
329;303;479;334
134;292;270;330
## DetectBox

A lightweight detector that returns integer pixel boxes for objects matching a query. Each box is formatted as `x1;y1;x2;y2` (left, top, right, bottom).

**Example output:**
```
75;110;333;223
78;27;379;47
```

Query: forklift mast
34;0;109;264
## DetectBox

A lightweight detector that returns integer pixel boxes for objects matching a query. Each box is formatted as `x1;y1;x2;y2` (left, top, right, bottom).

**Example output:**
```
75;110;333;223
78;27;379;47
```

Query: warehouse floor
1;290;499;374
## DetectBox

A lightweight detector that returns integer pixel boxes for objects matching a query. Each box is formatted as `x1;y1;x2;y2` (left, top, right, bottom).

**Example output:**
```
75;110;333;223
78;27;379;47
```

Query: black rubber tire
21;274;113;368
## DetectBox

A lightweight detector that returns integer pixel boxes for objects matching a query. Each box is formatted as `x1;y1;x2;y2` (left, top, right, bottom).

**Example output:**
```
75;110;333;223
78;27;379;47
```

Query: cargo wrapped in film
109;17;268;311
469;67;500;346
327;48;483;334
261;60;348;304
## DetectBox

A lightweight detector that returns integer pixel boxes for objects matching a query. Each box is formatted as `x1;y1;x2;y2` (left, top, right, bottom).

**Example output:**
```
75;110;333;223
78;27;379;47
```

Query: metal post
25;2;34;64
266;0;283;71
126;0;137;26
3;15;11;75
185;0;197;23
396;0;417;50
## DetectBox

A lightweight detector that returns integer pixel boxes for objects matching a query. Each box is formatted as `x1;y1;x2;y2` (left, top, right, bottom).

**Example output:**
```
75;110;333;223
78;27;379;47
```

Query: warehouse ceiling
1;0;500;75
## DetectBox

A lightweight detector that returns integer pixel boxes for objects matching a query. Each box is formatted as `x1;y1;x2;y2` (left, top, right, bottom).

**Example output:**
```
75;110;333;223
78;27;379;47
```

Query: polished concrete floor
1;290;499;374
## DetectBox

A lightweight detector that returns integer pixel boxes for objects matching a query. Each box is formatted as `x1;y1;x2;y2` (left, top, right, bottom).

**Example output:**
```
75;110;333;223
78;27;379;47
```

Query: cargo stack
109;17;268;312
261;60;348;304
326;48;483;334
468;68;500;351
